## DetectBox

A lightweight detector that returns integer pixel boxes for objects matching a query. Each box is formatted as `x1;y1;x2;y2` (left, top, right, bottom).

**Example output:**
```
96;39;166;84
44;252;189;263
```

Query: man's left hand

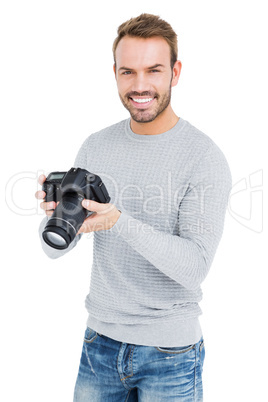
77;200;121;234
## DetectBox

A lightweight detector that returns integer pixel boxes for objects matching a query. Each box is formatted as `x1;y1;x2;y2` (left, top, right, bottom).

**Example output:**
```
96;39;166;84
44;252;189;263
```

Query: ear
171;60;182;88
113;63;117;79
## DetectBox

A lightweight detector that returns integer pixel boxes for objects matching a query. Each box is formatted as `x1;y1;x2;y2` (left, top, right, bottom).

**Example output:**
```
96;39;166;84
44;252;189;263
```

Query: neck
130;105;179;135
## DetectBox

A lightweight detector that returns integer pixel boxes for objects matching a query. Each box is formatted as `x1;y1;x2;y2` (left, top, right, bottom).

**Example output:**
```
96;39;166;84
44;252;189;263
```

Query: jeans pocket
155;344;195;354
199;339;205;369
83;327;99;344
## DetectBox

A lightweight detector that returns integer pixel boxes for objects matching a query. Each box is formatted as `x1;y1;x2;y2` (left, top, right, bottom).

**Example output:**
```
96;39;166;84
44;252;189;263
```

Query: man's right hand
35;174;58;217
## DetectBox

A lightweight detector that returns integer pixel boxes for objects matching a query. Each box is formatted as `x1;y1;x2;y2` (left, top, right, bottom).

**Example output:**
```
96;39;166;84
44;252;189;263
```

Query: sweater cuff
39;216;82;259
109;210;155;244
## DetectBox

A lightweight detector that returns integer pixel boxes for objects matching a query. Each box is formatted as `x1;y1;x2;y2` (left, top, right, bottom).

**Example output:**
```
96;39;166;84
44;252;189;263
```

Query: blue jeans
73;327;205;401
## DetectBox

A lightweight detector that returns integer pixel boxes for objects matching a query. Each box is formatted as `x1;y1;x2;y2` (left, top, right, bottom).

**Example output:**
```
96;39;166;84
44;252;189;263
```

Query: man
36;13;232;402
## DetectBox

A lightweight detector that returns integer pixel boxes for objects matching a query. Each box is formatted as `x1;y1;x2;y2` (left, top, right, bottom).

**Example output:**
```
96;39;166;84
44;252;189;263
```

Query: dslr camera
42;167;110;250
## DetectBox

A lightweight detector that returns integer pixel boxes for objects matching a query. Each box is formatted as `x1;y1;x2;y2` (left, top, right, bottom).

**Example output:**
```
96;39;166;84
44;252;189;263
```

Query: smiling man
115;34;181;133
36;13;232;402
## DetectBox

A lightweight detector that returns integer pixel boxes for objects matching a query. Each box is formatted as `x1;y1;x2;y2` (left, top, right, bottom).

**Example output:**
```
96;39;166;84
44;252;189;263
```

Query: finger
35;190;46;200
38;174;47;185
40;201;57;211
82;200;114;213
45;204;59;216
45;210;54;217
77;221;90;234
77;221;97;235
77;226;84;235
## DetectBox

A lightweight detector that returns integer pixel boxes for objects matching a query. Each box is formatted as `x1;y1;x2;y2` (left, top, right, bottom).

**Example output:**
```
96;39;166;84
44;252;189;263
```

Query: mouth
129;96;156;108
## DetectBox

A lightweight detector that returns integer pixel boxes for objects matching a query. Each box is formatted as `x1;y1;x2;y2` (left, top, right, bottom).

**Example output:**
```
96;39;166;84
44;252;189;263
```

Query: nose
132;72;149;94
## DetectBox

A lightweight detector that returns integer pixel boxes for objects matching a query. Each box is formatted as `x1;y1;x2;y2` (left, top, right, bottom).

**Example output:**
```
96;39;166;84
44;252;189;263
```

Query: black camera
42;167;110;250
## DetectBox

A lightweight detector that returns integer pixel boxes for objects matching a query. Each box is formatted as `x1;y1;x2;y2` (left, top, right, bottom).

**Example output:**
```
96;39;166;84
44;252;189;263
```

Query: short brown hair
113;13;178;68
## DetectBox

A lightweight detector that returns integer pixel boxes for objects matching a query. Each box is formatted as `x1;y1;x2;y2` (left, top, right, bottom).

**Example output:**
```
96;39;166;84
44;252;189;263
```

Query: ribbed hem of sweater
86;314;202;347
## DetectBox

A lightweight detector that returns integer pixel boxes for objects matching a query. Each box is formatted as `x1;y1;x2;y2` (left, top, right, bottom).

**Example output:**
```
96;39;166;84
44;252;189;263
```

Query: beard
119;84;172;123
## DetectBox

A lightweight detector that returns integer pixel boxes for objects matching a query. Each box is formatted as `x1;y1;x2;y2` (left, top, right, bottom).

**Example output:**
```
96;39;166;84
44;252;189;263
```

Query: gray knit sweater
39;117;232;347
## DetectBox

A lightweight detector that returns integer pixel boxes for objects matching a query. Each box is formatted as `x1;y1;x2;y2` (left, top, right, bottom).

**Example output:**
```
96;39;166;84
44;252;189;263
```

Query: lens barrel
42;193;88;249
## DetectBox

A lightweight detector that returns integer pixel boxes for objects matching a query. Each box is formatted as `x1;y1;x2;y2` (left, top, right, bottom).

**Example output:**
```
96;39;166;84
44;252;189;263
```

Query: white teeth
132;98;153;103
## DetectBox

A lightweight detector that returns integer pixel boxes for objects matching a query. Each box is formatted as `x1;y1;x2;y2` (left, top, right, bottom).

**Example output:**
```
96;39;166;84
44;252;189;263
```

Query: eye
150;69;160;73
122;71;132;75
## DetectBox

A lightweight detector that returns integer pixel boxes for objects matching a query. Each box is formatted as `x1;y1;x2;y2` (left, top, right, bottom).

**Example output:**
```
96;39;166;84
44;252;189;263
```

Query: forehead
115;36;171;68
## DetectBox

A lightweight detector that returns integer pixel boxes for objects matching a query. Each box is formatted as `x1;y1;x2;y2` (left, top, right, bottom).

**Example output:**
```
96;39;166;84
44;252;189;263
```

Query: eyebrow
118;64;165;71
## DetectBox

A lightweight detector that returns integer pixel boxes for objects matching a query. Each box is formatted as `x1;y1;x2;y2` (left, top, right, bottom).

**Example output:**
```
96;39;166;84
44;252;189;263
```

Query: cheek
116;79;129;95
150;74;172;91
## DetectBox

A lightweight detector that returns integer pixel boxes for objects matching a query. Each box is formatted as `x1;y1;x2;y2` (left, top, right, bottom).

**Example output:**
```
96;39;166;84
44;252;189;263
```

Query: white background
1;0;267;401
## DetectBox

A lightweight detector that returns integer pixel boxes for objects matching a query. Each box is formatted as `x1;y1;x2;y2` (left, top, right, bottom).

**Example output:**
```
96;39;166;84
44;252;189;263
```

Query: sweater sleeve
109;143;232;290
38;216;83;259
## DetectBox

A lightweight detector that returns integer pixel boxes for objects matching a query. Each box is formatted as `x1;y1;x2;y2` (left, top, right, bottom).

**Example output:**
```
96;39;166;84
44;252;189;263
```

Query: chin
130;110;157;123
132;116;156;123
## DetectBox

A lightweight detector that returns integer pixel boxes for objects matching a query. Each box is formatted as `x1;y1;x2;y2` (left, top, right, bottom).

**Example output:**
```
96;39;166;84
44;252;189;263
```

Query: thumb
82;199;107;212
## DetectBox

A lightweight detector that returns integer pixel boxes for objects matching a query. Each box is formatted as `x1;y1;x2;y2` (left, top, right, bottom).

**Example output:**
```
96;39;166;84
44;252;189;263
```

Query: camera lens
42;216;77;250
42;194;87;250
43;232;67;249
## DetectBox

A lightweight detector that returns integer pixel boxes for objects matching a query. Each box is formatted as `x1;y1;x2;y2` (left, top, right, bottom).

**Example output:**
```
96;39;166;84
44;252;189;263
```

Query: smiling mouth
130;97;153;103
129;97;156;107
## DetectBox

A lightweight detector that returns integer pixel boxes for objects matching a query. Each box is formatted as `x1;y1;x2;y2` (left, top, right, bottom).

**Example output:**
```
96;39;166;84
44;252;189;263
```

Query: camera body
43;168;110;205
42;171;66;203
42;167;110;249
